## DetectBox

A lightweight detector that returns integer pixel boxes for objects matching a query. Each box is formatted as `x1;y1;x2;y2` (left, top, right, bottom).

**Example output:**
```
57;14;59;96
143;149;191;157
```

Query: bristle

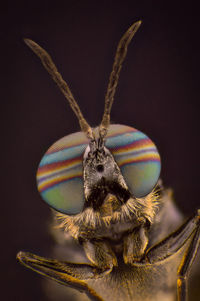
53;187;161;240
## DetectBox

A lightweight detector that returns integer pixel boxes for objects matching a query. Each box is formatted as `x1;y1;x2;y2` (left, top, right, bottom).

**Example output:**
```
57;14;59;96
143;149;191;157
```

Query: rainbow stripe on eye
108;137;160;165
36;124;161;214
105;126;160;165
37;136;88;193
37;158;83;192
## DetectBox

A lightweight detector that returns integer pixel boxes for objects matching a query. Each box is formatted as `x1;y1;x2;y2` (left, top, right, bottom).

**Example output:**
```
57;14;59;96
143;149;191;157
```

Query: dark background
1;1;200;300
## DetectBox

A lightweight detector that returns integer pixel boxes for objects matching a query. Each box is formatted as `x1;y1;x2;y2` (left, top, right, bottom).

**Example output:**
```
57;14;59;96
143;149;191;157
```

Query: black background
1;1;200;300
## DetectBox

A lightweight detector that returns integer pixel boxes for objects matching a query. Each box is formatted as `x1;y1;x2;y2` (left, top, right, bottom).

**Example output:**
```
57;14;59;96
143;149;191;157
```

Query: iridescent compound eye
106;125;161;198
37;132;88;215
36;124;161;215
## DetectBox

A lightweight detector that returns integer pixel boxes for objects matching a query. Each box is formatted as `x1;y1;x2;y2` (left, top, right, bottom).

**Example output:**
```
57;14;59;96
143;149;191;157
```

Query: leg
146;210;200;263
145;210;200;301
17;251;104;300
177;218;200;301
17;240;117;300
17;238;117;282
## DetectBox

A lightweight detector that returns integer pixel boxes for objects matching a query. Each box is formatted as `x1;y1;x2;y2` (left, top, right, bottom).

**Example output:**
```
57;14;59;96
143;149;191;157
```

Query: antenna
24;39;94;140
99;20;142;139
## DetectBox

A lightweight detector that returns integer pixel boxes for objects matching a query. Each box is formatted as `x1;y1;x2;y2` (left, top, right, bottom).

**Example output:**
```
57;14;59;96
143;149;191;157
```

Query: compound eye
36;132;88;215
106;124;161;197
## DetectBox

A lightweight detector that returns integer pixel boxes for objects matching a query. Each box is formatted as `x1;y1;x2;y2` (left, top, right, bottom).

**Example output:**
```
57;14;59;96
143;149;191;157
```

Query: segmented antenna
24;39;94;140
99;20;142;139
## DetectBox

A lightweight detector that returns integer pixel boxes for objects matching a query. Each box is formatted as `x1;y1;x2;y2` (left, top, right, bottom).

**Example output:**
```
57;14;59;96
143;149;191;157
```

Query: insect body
17;21;200;301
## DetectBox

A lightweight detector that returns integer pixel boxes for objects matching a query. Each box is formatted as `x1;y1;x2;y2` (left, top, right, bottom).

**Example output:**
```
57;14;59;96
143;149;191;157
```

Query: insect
17;21;200;301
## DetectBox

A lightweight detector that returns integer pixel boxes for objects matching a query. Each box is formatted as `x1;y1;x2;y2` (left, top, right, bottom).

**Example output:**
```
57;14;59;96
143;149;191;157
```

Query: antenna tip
130;20;142;31
24;38;31;45
24;38;36;49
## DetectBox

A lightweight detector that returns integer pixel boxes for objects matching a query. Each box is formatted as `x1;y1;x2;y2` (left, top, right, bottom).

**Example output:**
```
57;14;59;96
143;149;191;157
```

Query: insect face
37;124;161;218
